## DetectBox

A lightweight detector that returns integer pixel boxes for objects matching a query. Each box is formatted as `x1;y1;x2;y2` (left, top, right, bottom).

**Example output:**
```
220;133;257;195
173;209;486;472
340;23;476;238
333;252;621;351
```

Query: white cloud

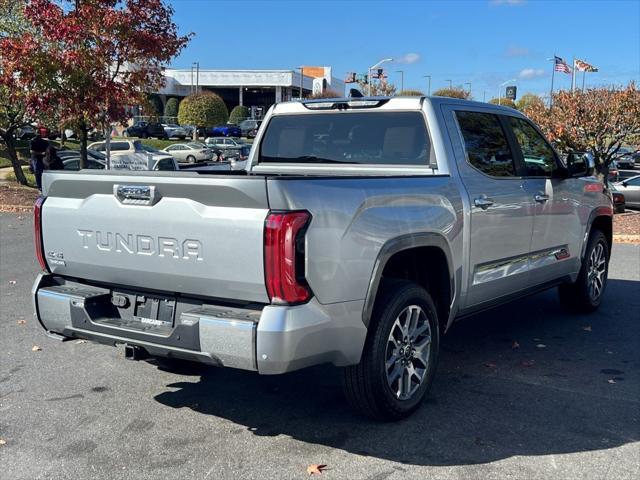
490;0;526;6
506;46;530;57
396;53;421;64
519;68;545;79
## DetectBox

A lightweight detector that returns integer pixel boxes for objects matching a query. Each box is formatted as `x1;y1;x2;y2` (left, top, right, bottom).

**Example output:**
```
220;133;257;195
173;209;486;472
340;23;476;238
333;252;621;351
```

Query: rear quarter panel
267;176;464;306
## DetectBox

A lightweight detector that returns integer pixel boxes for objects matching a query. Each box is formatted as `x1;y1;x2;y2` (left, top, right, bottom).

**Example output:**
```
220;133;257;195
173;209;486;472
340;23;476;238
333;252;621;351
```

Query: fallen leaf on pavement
31;345;42;352
0;439;6;446
536;344;546;349
582;326;592;332
484;362;497;369
75;340;87;344
307;464;327;475
521;360;535;367
511;341;520;349
16;319;26;325
8;280;16;285
607;379;616;384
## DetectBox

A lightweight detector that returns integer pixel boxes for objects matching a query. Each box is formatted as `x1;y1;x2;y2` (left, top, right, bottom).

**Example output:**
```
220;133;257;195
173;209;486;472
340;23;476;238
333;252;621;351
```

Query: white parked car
162;124;188;139
162;142;213;164
88;139;175;165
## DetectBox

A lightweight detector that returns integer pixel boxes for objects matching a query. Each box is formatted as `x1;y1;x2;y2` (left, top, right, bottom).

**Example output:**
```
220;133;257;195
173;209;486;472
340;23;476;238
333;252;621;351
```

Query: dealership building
155;67;346;117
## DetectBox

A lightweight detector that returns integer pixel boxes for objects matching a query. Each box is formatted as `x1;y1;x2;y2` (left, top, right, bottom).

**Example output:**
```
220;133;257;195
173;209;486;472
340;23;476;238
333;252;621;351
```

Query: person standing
29;135;49;190
44;145;64;171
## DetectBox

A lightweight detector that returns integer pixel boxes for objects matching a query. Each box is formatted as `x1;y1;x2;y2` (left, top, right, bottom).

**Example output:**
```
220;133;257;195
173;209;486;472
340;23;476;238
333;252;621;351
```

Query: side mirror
621;181;628;187
565;152;590;178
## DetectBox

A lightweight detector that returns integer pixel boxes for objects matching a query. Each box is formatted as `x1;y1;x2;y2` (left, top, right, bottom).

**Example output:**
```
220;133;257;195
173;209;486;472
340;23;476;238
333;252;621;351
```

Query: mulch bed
0;182;39;213
1;180;638;243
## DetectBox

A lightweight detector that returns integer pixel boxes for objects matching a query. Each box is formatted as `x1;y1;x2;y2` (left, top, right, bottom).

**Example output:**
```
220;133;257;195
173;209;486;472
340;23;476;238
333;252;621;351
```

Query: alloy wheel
587;241;606;301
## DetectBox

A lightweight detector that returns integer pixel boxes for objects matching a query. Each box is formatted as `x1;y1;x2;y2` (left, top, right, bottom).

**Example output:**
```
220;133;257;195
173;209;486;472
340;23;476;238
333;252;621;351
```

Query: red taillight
34;196;49;272
264;211;311;304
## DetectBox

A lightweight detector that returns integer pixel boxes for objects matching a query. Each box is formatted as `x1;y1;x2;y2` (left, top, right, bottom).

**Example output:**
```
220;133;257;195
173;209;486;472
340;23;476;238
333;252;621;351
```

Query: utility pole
193;62;200;94
297;66;304;100
190;65;194;95
423;75;431;95
396;70;404;94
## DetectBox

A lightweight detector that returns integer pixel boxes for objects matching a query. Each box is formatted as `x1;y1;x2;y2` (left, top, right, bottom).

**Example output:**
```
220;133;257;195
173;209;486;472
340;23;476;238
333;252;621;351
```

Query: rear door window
455;111;517;177
259;112;431;165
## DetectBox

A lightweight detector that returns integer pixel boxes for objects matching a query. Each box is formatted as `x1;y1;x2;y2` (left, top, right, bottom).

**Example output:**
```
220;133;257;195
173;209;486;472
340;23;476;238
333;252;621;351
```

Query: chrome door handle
534;193;549;203
474;196;494;209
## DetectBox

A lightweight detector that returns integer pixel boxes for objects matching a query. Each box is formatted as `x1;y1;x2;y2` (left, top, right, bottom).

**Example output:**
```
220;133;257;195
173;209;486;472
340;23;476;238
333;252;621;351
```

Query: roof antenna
349;88;364;98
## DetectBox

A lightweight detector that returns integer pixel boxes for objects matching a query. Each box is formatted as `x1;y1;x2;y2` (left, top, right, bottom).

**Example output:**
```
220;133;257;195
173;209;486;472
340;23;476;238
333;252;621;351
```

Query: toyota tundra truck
32;96;613;420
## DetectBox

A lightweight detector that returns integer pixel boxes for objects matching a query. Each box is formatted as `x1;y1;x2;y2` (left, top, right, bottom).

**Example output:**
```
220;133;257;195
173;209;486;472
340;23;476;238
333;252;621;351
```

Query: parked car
205;136;246;153
62;149;177;171
615;147;637;170
88;139;176;168
239;119;262;137
207;124;242;138
162;142;213;164
609;160;620;183
15;125;36;140
162;124;188;139
614;175;640;209
33;96;612;421
124;121;168;139
609;184;626;213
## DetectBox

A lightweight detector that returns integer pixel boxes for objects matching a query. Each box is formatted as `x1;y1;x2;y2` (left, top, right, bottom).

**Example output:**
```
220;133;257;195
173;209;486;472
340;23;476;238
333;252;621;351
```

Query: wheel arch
583;207;613;259
363;233;455;333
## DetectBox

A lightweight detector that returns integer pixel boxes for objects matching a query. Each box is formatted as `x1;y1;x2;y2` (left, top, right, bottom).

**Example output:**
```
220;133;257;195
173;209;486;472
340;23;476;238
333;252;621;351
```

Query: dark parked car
207;124;242;138
615;147;638;170
124;121;168;139
609;184;626;213
239;119;262;136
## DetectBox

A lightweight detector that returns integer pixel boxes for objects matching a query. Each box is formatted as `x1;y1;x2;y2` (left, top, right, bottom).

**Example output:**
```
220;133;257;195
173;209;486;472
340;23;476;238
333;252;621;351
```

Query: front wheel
558;229;609;312
342;280;439;420
186;155;196;164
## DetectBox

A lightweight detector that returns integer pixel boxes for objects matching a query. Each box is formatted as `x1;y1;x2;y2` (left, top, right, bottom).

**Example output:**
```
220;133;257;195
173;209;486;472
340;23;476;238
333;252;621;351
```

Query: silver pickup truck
32;97;613;420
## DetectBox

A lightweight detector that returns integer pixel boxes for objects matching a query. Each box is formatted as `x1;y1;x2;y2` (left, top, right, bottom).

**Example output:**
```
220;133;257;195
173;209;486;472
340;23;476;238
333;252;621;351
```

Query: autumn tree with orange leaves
524;83;640;169
0;0;191;168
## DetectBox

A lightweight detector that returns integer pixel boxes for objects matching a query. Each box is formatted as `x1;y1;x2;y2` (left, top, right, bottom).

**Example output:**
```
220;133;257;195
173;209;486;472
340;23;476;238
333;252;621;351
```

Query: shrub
399;89;425;97
489;97;517;109
309;89;342;99
164;97;180;118
177;92;228;127
432;87;471;100
228;105;250;124
516;93;544;111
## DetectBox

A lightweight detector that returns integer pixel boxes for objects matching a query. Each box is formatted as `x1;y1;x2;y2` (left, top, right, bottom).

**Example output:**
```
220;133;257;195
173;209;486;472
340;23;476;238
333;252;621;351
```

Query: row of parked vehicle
123;119;262;140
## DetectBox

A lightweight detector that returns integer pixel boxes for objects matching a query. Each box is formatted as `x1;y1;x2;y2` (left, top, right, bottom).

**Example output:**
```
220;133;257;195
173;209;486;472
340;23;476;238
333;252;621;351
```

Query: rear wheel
186;155;196;164
559;229;609;312
342;280;439;420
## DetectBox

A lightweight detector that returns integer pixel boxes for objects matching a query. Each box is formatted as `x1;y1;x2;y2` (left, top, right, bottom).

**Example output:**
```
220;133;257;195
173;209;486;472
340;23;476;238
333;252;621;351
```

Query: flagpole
549;56;556;109
571;57;576;92
582;71;586;91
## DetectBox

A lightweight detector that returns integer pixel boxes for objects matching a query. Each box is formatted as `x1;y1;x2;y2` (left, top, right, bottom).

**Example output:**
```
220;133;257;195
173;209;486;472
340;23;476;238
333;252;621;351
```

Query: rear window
259;112;431;165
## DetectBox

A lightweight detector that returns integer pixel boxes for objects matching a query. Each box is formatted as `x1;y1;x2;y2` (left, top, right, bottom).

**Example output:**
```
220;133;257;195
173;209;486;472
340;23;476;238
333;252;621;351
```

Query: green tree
516;93;544;111
163;97;180;119
432;87;471;100
228;105;250;124
178;92;228;132
489;97;517;109
398;89;425;96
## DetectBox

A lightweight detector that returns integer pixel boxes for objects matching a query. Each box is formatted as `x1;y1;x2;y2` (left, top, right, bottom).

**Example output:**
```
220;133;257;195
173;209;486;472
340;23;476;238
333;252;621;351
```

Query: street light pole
424;75;431;95
193;62;200;94
368;58;393;96
465;82;471;95
297;66;304;100
396;70;404;94
445;79;452;89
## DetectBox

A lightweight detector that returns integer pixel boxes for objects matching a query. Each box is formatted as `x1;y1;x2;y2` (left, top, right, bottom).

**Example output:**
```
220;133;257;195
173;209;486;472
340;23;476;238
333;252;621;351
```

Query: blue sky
168;0;640;100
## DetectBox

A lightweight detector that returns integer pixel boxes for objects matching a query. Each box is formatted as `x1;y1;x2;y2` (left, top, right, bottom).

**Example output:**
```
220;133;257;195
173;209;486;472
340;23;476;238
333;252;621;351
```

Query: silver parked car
614;175;640;209
205;136;246;153
162;142;213;163
162;124;188;139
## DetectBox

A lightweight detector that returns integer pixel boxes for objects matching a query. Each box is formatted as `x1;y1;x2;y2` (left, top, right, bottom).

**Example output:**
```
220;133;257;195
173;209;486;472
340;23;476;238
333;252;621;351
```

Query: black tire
342;279;440;421
186;155;196;164
558;229;609;313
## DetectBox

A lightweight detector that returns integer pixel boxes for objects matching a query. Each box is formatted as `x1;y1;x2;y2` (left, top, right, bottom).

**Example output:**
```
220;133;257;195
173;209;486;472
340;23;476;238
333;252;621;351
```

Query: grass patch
5;166;36;187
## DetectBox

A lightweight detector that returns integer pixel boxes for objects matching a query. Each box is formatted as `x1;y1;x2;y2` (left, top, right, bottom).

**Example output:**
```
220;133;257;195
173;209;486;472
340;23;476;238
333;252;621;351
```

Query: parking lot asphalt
1;212;639;480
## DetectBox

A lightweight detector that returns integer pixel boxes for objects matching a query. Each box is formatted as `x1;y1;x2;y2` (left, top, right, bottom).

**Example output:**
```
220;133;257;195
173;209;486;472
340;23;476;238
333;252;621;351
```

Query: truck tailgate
41;172;270;303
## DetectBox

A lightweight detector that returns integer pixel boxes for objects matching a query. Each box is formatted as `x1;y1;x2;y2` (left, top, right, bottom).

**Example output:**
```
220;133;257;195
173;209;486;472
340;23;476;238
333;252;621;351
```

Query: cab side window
509;117;557;177
456;111;516;177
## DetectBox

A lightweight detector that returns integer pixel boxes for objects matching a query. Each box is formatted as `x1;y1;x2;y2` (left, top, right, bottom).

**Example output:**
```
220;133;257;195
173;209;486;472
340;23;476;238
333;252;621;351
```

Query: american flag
554;56;572;74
